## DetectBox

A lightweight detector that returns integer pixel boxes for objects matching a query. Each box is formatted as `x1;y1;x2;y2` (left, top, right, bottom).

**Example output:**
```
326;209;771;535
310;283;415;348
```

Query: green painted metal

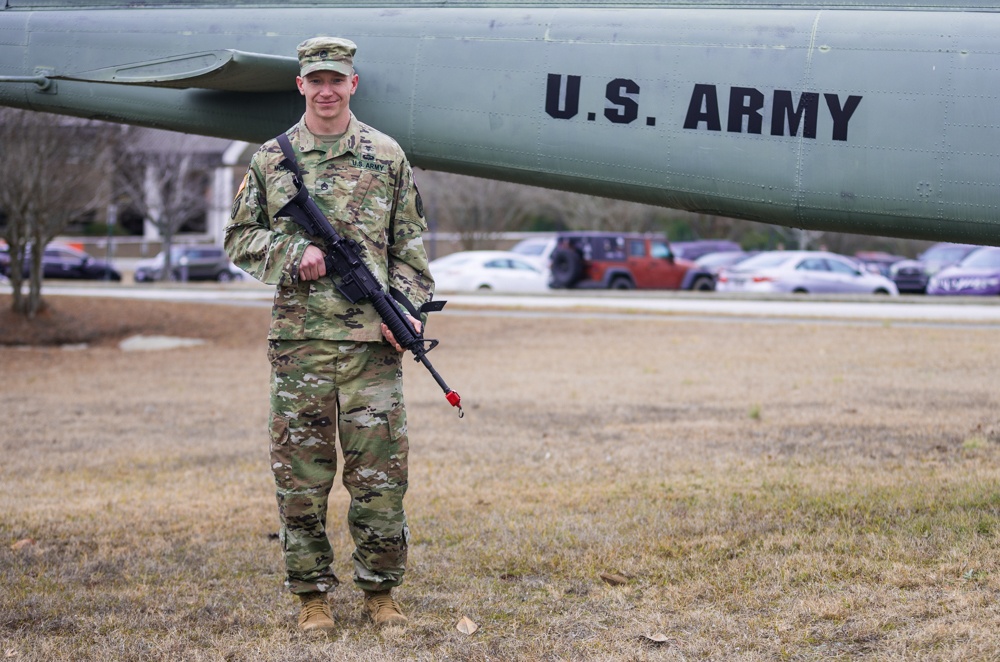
5;1;1000;9
53;50;299;92
1;3;999;245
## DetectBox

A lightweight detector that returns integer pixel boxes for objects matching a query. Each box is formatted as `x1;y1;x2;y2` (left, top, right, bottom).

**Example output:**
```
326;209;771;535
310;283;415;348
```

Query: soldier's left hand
382;316;421;352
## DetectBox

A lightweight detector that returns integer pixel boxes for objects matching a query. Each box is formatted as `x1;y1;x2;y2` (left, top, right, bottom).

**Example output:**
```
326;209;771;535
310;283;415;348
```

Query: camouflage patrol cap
297;37;356;77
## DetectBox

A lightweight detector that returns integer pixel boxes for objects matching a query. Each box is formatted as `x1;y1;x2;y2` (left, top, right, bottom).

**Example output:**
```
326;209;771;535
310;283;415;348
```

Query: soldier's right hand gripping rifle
273;133;463;417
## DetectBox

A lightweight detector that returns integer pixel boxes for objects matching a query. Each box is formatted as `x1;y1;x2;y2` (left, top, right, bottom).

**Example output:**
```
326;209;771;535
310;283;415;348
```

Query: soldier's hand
382;316;422;352
298;244;327;282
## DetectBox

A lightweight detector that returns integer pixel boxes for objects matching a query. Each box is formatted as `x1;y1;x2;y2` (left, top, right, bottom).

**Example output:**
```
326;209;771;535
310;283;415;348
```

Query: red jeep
548;232;694;290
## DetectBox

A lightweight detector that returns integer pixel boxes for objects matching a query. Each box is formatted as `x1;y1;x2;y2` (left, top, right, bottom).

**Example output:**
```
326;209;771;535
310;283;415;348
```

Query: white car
429;250;550;293
509;235;557;270
716;251;899;295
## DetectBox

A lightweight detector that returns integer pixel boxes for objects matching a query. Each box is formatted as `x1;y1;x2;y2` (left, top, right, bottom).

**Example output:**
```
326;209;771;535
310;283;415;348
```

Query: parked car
854;251;906;277
547;231;693;290
889;242;979;294
134;245;239;282
0;243;121;281
429;250;550;293
509;235;557;271
680;250;756;291
670;239;742;261
716;251;898;295
926;246;1000;296
509;234;737;286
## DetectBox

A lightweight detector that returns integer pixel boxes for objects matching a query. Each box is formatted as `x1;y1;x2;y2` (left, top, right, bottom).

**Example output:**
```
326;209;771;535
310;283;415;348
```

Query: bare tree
115;127;210;280
769;227;825;250
417;171;683;247
539;190;670;233
418;171;542;249
413;169;931;258
0;109;114;317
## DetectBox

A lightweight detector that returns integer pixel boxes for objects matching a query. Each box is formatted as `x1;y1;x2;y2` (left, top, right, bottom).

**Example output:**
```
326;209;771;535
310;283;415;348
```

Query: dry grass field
2;293;1000;661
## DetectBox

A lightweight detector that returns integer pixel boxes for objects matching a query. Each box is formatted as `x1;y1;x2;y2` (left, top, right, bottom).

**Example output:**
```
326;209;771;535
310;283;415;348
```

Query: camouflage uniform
224;112;433;594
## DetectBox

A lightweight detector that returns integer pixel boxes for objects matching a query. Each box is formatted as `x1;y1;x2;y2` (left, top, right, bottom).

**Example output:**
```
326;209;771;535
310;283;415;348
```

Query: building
117;127;253;247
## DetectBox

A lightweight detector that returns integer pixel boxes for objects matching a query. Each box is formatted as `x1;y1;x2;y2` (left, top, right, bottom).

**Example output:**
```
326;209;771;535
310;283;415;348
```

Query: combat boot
297;591;336;633
363;589;408;627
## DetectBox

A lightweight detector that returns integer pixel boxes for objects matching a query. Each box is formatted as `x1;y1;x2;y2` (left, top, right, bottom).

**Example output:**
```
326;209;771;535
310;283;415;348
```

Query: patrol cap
297;37;357;77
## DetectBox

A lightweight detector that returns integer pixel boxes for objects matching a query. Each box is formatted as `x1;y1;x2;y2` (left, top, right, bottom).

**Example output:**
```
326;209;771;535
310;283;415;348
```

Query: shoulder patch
231;172;249;219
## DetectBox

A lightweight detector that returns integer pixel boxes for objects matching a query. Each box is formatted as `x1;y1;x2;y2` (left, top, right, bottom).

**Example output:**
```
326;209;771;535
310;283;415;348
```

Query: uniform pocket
270;413;295;489
313;166;392;281
342;402;408;490
269;413;290;450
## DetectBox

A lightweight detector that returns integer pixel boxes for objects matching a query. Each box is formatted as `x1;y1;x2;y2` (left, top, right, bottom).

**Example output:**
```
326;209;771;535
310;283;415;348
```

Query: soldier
224;36;434;633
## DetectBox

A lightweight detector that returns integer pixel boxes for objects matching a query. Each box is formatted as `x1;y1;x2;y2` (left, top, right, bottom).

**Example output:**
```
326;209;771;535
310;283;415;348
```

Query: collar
294;113;361;158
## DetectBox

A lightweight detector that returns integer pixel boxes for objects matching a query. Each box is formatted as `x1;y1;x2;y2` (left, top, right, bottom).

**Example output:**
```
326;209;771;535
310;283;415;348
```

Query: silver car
716;251;898;295
133;245;240;283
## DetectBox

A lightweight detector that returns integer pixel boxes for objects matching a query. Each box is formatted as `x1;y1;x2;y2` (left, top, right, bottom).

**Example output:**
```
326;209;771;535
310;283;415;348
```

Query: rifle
274;132;463;417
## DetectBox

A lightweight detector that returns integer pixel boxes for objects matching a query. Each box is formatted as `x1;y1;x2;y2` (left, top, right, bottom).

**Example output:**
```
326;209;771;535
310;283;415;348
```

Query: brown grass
2;294;1000;660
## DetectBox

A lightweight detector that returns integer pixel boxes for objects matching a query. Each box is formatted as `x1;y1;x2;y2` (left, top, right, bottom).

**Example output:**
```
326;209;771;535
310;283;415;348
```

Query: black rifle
274;133;462;417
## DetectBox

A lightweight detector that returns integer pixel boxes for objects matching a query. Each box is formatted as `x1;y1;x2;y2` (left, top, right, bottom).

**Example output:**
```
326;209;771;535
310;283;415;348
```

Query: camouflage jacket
224;114;434;342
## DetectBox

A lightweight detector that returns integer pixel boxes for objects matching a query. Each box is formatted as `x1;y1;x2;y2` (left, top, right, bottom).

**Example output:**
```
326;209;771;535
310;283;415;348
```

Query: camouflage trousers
267;338;409;595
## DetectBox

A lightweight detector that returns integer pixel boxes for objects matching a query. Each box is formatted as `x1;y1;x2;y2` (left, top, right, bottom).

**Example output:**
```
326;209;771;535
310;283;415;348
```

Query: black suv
548;232;694;290
670;239;742;261
889;243;979;294
0;243;121;281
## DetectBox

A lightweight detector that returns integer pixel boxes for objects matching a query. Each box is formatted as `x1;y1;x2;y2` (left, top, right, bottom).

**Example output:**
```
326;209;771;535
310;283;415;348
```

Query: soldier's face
297;69;358;131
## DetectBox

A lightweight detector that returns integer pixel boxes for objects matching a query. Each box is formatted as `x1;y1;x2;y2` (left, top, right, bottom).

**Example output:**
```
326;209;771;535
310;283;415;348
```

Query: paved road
9;281;1000;327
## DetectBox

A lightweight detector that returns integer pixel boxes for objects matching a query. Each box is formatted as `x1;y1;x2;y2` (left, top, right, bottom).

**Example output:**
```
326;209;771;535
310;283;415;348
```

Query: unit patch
232;172;249;219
